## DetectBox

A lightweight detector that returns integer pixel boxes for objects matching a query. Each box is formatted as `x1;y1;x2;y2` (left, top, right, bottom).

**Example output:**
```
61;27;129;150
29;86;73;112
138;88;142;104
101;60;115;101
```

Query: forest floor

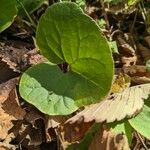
0;0;150;150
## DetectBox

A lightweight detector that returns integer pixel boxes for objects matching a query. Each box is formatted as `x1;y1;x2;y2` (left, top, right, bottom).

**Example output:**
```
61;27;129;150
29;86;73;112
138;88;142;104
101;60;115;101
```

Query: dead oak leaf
0;79;26;140
66;84;150;124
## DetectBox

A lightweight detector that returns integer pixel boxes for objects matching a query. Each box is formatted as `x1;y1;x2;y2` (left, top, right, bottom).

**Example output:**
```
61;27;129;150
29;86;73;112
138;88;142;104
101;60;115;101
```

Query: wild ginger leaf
0;0;17;32
19;2;114;115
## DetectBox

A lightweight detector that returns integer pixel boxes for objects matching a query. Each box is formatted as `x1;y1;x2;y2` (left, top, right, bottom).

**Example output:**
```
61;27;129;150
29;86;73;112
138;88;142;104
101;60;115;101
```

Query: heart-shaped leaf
19;2;114;115
0;0;17;33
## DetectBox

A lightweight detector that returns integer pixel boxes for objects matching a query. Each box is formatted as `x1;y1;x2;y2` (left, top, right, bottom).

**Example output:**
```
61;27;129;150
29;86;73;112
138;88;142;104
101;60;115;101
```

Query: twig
136;132;148;150
54;128;65;150
17;0;37;29
100;0;110;29
130;10;138;33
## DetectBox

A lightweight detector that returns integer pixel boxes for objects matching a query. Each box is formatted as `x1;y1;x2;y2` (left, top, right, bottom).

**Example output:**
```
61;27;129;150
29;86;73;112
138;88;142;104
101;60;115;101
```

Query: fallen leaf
66;84;150;124
0;78;26;140
59;121;94;144
138;43;150;62
23;48;47;66
121;56;137;67
122;65;149;77
0;59;19;84
0;133;16;150
145;36;150;48
131;76;150;84
89;127;130;150
117;34;135;55
45;115;67;142
0;40;28;71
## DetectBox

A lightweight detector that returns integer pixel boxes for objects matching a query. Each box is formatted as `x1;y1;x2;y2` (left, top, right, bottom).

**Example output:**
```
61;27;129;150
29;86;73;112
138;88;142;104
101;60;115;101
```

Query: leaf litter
0;0;150;149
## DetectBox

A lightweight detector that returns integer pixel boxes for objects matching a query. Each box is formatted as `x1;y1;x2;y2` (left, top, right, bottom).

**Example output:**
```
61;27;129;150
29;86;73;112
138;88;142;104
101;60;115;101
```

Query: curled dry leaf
89;128;130;150
66;84;150;124
0;78;26;140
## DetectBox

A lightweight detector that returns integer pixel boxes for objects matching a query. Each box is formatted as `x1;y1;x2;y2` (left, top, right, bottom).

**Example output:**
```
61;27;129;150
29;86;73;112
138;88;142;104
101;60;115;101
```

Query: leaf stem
136;132;148;150
100;0;110;29
17;0;37;29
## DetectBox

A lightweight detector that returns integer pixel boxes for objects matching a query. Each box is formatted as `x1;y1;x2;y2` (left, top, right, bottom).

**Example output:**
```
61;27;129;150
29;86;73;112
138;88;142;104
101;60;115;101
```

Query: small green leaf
108;41;119;54
128;0;138;6
109;121;133;144
20;2;114;115
0;0;17;33
17;0;45;16
146;59;150;73
129;97;150;140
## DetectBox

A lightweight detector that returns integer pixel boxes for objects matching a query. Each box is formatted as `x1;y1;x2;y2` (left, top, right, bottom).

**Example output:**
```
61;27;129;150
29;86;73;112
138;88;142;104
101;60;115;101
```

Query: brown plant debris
66;84;150;124
89;127;130;150
137;43;150;62
0;78;26;140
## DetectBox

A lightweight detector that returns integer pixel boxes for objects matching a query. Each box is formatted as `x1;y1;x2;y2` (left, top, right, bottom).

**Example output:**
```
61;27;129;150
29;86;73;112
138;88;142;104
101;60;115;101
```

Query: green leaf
20;62;112;115
20;2;113;115
17;0;45;16
104;0;122;5
108;41;119;54
128;0;138;6
0;0;17;33
36;2;113;97
146;59;150;73
129;97;150;140
67;123;101;150
109;120;133;144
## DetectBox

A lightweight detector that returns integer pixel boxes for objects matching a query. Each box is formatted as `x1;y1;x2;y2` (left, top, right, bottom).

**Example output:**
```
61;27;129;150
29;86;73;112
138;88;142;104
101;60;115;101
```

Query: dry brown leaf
145;36;150;48
0;79;26;140
15;123;43;148
0;133;16;150
131;76;150;84
138;43;150;62
0;40;28;71
23;48;47;65
66;84;150;124
59;121;94;144
25;108;43;127
45;116;67;142
0;59;19;84
121;56;137;67
117;34;135;55
89;127;130;150
122;65;149;77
